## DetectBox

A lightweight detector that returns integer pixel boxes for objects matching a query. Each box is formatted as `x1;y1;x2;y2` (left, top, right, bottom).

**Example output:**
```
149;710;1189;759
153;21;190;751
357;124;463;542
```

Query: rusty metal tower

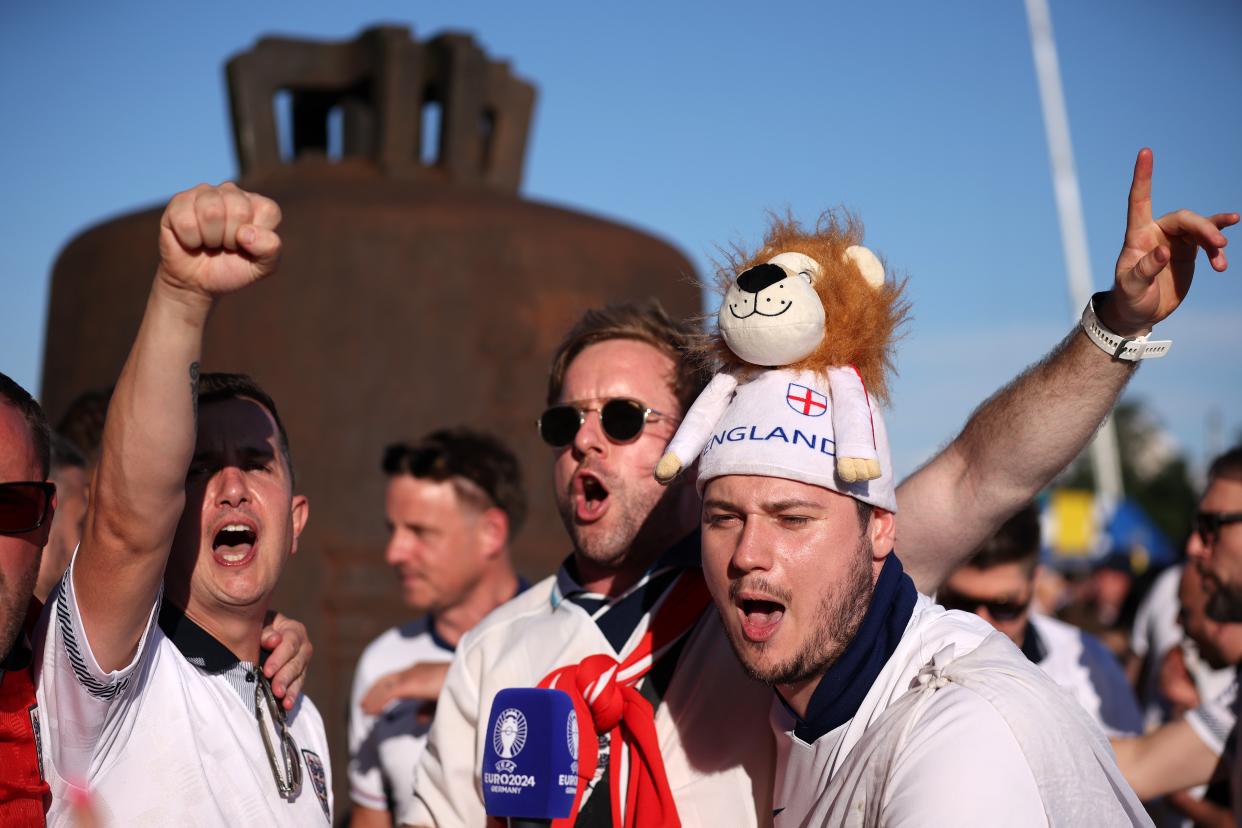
40;25;700;813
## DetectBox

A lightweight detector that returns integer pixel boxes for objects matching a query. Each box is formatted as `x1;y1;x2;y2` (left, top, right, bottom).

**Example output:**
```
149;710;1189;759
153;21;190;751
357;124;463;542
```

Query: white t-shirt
1131;565;1185;730
770;596;1151;827
35;557;334;826
405;572;776;827
1186;677;1237;759
349;617;454;818
1029;612;1142;736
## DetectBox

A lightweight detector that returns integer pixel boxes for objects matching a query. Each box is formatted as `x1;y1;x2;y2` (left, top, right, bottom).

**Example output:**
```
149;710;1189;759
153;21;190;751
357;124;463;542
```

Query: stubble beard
727;536;875;687
557;472;682;574
0;560;39;660
1205;578;1242;623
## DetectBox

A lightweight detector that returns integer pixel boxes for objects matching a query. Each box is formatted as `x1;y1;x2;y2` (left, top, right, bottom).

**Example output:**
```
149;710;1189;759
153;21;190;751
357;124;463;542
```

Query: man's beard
0;559;39;661
1205;577;1242;623
725;536;875;687
557;468;687;572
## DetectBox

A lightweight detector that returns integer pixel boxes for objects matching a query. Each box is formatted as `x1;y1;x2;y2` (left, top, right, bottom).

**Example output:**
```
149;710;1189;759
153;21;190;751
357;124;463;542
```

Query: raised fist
157;182;282;300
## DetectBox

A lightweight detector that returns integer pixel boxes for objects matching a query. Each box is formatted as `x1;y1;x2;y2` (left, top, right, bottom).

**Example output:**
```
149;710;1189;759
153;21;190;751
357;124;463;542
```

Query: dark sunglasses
937;589;1030;622
0;481;57;536
1196;511;1242;542
537;398;673;448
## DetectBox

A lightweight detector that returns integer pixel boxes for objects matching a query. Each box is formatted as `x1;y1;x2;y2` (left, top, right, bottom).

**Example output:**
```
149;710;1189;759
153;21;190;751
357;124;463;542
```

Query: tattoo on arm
189;361;200;423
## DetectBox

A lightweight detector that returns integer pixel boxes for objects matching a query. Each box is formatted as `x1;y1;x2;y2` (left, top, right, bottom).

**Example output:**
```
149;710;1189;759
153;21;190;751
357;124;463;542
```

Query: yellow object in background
1047;489;1098;559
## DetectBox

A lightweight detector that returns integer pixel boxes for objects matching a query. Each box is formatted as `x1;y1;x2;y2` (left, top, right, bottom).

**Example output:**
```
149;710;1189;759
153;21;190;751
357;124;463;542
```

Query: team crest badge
786;383;828;417
301;749;329;821
28;704;44;781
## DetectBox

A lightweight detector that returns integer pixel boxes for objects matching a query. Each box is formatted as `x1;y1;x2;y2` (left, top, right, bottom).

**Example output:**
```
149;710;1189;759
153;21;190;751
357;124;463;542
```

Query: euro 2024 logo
493;708;528;772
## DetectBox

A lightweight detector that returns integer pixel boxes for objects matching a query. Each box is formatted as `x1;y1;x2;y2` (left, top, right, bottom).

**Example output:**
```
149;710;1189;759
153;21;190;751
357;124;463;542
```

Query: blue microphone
481;688;579;827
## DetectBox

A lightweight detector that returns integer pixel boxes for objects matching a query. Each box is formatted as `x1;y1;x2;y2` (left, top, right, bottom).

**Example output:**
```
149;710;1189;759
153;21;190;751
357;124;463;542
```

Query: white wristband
1080;294;1171;361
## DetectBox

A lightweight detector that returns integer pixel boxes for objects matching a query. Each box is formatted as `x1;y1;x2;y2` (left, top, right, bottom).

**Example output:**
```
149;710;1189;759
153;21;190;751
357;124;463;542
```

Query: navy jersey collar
789;553;918;743
1020;617;1047;664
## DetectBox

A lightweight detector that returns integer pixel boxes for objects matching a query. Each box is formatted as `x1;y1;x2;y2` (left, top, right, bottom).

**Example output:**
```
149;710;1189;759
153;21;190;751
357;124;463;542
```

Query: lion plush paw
837;457;881;483
655;452;683;484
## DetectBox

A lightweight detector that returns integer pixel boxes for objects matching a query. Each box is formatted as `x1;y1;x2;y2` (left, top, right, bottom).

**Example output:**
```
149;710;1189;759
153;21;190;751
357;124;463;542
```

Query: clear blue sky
3;0;1239;480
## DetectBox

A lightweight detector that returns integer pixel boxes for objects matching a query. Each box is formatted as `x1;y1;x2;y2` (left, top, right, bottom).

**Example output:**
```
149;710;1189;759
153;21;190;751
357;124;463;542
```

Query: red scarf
538;570;711;828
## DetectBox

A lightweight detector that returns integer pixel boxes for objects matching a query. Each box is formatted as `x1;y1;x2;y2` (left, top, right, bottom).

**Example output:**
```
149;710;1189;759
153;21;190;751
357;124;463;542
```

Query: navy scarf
792;553;918;743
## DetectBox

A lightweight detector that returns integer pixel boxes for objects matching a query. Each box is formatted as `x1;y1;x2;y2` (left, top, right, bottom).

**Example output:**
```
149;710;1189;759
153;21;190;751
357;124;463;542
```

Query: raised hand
1105;149;1237;336
157;182;282;302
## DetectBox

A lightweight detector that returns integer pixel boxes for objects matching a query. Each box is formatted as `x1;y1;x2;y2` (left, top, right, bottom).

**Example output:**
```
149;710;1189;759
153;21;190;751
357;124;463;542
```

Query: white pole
1024;0;1125;504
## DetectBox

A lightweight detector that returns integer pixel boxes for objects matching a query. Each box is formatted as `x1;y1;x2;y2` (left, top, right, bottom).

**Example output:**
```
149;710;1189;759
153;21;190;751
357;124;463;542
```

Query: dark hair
50;432;86;471
197;372;295;484
0;371;52;479
383;428;527;536
55;386;113;466
855;499;873;534
966;503;1041;573
545;299;710;416
1208;446;1242;486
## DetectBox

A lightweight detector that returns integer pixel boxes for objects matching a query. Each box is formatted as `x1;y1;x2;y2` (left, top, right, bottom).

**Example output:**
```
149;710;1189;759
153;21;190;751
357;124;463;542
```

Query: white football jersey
349;617;454;818
771;596;1150;827
406;570;776;828
35;557;333;826
1028;612;1142;737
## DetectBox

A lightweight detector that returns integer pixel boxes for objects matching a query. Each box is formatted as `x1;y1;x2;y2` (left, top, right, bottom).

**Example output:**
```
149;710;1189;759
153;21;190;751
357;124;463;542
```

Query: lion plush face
705;211;909;404
720;251;826;366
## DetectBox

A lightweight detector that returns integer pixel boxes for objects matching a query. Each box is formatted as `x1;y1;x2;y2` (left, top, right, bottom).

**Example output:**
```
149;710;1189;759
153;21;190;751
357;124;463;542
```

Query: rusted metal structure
40;25;699;816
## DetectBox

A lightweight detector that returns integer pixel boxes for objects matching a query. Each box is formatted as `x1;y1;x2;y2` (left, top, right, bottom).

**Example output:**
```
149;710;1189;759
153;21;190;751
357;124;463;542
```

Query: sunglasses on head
0;481;56;536
1196;510;1242;542
937;589;1030;622
537;398;673;448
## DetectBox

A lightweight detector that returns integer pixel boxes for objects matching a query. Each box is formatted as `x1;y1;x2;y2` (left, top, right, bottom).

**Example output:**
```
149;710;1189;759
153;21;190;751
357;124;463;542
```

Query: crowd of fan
1;157;1238;827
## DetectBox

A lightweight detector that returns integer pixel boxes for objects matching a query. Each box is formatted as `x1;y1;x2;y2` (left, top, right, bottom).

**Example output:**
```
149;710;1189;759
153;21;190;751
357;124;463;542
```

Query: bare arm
897;149;1237;593
360;662;450;716
350;805;394;828
1166;789;1233;828
1110;719;1224;801
76;183;281;670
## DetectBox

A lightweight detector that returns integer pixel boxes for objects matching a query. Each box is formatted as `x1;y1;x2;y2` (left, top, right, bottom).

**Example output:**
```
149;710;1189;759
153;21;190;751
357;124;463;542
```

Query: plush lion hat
705;210;909;402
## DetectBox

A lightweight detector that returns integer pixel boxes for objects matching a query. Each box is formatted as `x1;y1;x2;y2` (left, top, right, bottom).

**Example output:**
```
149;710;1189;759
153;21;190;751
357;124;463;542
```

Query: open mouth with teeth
736;596;786;643
212;522;258;566
573;472;610;522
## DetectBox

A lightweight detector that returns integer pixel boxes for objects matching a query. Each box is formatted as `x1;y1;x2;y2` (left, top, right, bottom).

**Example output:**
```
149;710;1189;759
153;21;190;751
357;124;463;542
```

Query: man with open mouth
696;378;1147;825
406;150;1234;828
32;183;332;824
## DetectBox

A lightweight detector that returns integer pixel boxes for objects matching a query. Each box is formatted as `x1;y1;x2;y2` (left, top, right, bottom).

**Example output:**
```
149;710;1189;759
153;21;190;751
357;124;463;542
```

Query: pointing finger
1126;148;1154;233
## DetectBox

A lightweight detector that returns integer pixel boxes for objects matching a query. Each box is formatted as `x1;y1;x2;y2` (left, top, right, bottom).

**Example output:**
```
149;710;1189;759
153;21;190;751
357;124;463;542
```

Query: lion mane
702;209;910;404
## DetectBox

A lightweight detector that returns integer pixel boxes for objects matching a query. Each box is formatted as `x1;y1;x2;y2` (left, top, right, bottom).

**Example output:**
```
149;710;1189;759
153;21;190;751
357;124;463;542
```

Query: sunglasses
937;589;1030;622
256;673;302;799
0;481;56;536
537;398;674;448
1196;511;1242;543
